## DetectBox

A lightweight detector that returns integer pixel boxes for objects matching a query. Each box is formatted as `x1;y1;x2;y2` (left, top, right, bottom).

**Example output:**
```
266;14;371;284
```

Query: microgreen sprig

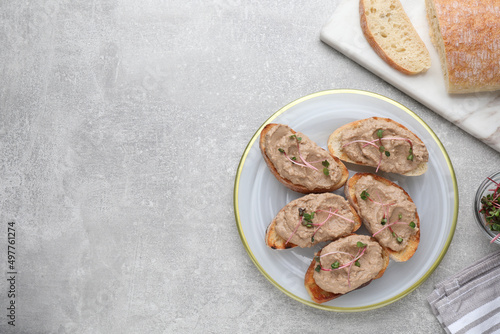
322;160;330;176
372;219;415;240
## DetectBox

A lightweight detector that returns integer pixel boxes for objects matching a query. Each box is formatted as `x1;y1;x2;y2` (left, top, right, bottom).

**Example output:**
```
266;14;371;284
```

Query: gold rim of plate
233;89;459;312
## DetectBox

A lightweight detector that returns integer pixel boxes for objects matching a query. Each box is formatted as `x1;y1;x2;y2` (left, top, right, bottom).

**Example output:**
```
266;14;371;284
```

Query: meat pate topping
313;235;384;295
274;193;356;248
341;118;428;174
265;124;342;190
354;174;419;252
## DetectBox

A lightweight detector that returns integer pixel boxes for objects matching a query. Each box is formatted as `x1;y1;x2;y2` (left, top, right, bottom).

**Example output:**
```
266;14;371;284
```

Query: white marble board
320;0;500;153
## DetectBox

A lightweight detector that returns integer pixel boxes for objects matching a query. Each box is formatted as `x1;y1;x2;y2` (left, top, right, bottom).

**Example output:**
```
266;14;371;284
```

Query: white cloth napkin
428;250;500;334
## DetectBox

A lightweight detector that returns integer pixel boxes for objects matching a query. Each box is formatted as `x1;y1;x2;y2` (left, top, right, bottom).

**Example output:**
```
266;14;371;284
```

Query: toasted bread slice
260;124;349;193
328;117;428;176
265;219;297;249
265;193;362;249
305;234;390;303
344;173;420;262
360;0;431;75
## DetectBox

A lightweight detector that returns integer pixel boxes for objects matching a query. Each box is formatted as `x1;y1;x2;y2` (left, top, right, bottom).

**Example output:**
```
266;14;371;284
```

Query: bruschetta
344;173;420;262
328;117;428;176
265;193;362;249
260;123;349;193
305;234;390;303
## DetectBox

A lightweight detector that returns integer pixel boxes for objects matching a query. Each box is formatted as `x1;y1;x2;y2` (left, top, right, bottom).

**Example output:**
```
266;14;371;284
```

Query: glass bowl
474;171;500;245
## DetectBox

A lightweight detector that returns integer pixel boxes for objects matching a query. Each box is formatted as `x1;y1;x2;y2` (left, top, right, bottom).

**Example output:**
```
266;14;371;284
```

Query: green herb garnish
322;160;330;176
407;146;414;160
356;241;367;248
303;212;314;221
301;211;315;228
360;190;370;200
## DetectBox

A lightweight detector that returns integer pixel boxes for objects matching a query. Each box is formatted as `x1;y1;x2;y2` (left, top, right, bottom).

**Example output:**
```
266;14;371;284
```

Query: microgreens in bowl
476;172;500;244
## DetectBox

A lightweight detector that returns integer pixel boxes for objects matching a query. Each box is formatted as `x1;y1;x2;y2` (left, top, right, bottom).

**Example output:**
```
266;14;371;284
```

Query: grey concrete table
0;0;499;333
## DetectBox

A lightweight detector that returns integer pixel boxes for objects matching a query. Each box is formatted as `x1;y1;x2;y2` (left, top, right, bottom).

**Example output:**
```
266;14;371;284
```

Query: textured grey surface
0;0;499;333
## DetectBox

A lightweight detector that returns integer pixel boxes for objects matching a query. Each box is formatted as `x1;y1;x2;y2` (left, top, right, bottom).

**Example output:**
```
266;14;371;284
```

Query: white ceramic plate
234;89;458;312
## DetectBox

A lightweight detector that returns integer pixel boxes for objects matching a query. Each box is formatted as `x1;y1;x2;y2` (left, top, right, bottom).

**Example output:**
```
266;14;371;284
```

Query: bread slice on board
425;0;500;93
360;0;431;75
344;173;420;262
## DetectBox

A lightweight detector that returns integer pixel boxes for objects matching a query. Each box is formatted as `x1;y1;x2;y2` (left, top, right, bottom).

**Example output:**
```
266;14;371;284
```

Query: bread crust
344;173;420;262
304;234;390;304
327;117;428;176
265;219;298;249
260;123;349;193
265;196;362;249
360;0;431;75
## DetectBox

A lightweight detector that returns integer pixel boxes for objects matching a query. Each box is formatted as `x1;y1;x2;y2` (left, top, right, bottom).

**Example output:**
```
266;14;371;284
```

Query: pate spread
354;174;419;252
313;235;384;295
264;124;343;190
341;118;428;174
274;193;356;248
